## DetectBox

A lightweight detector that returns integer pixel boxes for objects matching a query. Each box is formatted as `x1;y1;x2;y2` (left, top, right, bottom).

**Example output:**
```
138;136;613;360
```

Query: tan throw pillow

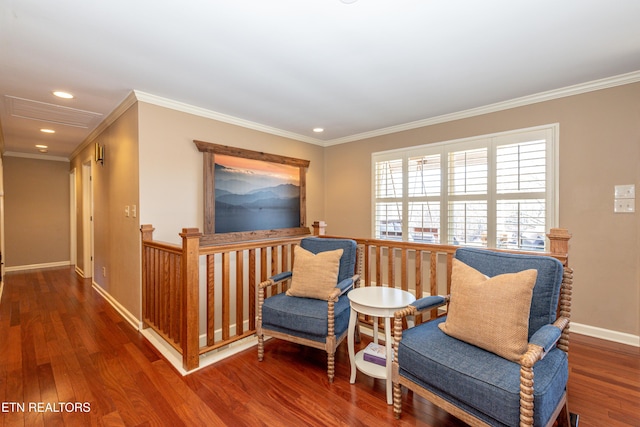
438;258;537;362
286;245;344;300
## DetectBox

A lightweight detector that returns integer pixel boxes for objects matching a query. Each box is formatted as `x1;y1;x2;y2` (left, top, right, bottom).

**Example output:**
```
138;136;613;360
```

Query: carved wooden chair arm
519;316;570;426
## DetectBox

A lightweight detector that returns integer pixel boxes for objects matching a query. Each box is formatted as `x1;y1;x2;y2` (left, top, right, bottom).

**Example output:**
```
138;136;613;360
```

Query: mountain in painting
214;163;301;233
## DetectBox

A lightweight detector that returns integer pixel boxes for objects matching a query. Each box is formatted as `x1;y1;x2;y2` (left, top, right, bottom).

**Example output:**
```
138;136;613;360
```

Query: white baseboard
140;327;259;376
5;260;71;272
571;322;640;347
75;265;87;278
91;281;142;331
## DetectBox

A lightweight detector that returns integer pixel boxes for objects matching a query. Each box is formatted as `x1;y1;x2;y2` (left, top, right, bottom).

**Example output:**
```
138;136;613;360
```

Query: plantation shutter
372;125;556;251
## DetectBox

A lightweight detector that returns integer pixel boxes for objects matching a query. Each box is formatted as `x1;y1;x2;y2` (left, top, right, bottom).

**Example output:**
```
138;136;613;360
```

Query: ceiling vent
4;95;103;128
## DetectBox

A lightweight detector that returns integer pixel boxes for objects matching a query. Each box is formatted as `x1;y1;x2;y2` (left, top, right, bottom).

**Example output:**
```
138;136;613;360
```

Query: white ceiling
1;0;640;159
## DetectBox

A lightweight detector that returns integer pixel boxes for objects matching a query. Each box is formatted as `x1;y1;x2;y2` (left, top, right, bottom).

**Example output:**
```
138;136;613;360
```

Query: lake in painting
214;154;300;233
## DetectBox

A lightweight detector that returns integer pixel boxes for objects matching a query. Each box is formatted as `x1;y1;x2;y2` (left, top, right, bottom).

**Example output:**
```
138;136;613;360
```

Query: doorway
81;161;93;279
70;168;77;268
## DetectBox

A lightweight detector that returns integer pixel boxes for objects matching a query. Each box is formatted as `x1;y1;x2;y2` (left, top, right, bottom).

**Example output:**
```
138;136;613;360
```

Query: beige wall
70;104;140;319
137;102;326;243
4;156;70;268
324;82;640;337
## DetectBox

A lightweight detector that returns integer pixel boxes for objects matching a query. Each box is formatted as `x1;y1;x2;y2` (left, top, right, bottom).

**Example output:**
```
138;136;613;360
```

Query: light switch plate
614;198;635;213
614;184;635;199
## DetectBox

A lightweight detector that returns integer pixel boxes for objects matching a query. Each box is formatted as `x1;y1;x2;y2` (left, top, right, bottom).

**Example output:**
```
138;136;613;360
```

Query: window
372;125;558;250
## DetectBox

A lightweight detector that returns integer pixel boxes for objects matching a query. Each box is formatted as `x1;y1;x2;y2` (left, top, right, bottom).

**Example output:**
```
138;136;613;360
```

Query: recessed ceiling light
53;91;74;99
40;128;55;133
313;128;324;133
36;144;48;149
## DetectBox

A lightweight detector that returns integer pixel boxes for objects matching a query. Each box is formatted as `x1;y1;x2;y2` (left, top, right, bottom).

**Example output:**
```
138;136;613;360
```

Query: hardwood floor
1;267;638;426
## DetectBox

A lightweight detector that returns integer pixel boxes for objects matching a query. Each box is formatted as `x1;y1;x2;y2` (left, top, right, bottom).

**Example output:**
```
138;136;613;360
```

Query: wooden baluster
249;248;257;331
207;254;215;347
260;247;268;296
170;253;179;342
176;253;183;346
271;246;279;293
415;249;423;324
401;248;408;291
429;251;438;319
152;247;159;328
446;252;453;296
364;243;370;288
375;246;382;286
222;252;230;341
236;250;244;336
388;247;395;289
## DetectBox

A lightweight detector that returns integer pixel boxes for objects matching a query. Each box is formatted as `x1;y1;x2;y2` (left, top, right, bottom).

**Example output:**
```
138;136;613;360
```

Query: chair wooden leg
393;382;402;419
257;333;264;361
555;401;575;427
327;351;335;383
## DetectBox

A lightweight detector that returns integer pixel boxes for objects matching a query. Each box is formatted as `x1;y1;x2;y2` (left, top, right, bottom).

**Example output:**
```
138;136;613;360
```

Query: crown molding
322;70;640;146
3;151;70;162
75;70;640;153
133;90;326;146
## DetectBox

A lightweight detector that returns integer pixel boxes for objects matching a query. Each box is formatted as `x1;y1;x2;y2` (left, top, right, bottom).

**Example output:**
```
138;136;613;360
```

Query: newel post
141;224;155;242
547;228;571;263
140;225;155;330
312;220;327;236
180;227;202;371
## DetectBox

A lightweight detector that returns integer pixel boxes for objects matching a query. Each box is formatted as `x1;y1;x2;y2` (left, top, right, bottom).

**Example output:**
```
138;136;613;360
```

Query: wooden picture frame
194;140;311;244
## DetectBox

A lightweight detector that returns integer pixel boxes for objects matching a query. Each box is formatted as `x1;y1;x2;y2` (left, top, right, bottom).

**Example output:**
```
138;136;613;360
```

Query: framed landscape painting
194;140;310;244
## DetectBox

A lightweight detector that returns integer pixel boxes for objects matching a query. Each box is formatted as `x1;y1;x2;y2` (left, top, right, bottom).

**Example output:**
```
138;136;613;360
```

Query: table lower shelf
354;349;389;380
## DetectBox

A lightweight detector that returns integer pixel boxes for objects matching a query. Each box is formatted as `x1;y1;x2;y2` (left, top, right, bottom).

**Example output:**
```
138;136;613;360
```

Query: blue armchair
257;237;360;382
392;247;576;427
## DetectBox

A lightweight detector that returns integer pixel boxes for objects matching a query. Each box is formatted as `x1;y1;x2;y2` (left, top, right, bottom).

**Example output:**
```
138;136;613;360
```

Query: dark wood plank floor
1;267;638;426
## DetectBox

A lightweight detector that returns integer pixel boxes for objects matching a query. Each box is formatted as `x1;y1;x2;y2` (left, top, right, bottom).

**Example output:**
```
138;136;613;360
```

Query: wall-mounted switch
615;184;635;199
614;184;636;213
132;205;137;218
614;198;635;213
125;205;130;217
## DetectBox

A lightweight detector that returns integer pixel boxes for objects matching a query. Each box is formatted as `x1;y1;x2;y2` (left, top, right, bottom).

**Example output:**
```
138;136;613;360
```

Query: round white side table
347;286;416;405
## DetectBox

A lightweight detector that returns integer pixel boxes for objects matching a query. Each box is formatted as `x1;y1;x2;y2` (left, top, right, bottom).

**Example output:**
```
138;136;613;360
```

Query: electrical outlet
102;267;107;277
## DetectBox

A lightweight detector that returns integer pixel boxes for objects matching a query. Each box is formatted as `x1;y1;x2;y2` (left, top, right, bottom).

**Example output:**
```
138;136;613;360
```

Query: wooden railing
141;225;308;371
141;222;571;372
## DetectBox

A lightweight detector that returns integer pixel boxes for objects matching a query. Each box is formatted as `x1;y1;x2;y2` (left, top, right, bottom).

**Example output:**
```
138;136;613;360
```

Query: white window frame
371;124;559;250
